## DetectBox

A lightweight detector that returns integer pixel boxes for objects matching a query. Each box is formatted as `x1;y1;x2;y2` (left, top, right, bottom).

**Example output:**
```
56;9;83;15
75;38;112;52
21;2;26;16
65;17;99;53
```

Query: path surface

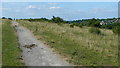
12;21;72;66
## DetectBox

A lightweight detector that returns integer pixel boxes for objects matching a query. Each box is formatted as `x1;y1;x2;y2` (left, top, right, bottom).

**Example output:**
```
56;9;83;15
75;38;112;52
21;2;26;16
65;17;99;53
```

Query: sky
1;2;118;21
2;0;119;2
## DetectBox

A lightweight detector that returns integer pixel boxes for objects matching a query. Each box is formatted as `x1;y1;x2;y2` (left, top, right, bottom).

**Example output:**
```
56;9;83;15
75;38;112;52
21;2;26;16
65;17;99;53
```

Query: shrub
112;26;120;34
87;18;100;27
78;24;83;28
57;22;63;26
89;27;101;34
8;18;12;20
51;16;64;23
70;24;74;28
2;17;6;19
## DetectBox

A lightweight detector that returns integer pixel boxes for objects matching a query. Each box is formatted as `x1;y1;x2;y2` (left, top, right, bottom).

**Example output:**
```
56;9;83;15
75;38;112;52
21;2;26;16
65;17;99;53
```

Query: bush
2;17;6;19
57;22;63;26
51;16;64;23
8;18;12;20
70;24;74;28
89;27;101;34
112;26;120;34
78;24;83;28
87;18;100;27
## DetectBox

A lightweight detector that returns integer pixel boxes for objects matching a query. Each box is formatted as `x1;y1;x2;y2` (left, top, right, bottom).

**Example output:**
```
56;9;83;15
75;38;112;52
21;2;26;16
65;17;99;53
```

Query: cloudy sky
1;2;118;20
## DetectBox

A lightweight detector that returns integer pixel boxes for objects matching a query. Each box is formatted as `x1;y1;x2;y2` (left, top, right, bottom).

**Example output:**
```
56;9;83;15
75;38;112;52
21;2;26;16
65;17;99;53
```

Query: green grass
0;19;2;67
18;20;118;66
2;19;24;66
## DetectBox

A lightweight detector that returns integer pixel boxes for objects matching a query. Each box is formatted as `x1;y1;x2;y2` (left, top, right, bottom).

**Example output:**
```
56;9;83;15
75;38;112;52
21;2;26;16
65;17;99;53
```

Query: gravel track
12;21;72;66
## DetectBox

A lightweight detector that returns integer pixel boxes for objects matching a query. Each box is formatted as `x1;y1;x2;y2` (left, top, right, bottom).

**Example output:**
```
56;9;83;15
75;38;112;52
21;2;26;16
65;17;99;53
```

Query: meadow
2;19;24;66
18;20;118;66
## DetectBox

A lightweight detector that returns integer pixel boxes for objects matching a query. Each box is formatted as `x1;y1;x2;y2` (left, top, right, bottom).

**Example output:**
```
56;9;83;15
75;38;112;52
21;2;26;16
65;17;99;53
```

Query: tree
2;17;6;19
93;20;100;27
87;18;100;27
87;18;97;26
8;18;12;20
51;16;64;23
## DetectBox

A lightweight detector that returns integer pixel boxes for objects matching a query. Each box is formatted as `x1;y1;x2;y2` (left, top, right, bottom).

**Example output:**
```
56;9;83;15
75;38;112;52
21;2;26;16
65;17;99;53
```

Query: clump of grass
2;20;24;66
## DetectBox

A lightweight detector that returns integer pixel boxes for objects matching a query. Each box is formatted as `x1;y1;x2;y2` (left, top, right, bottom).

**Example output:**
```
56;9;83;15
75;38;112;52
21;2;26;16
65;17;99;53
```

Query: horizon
1;16;118;21
1;2;118;21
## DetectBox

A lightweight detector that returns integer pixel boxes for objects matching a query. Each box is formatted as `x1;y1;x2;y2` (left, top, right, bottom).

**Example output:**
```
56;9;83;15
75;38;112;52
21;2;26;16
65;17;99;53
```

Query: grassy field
2;19;24;66
18;20;118;66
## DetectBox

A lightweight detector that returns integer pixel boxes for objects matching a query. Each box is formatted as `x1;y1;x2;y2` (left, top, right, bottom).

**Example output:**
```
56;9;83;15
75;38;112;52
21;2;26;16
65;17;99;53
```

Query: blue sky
2;2;118;20
2;0;119;2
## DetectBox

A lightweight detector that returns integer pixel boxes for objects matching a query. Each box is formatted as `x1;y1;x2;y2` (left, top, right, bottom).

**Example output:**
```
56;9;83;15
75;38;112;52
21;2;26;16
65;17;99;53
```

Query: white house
100;21;105;25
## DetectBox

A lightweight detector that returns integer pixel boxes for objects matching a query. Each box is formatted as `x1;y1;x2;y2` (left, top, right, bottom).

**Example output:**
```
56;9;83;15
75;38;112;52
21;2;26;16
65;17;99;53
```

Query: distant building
112;19;119;23
100;21;105;25
114;19;119;23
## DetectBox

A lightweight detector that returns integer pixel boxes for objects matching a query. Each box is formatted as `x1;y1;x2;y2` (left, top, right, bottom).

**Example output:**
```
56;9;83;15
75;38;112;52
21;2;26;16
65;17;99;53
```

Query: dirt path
12;21;72;66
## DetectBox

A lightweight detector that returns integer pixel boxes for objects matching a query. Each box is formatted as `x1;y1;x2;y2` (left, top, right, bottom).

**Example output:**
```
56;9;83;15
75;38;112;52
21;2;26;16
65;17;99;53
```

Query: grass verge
0;19;2;67
2;19;24;66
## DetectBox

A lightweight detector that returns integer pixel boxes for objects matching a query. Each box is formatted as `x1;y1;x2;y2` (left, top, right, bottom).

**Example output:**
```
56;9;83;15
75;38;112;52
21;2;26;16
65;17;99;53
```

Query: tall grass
19;20;118;66
2;20;24;66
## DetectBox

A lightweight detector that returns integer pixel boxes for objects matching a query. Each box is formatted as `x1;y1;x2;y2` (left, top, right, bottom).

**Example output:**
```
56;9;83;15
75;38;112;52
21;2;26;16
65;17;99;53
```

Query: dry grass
18;20;118;66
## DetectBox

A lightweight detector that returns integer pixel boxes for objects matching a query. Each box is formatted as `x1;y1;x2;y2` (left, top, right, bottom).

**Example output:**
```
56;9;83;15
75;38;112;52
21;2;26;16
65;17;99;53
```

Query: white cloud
26;5;37;9
26;5;41;10
49;7;61;9
48;3;58;5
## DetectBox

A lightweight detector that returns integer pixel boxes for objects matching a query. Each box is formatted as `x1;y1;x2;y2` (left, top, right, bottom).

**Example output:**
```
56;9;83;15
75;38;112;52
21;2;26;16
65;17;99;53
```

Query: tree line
2;16;120;34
